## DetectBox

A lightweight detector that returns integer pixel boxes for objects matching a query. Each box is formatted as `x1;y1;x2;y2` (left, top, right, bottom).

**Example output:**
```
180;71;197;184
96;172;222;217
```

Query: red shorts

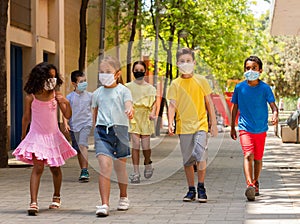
239;130;267;160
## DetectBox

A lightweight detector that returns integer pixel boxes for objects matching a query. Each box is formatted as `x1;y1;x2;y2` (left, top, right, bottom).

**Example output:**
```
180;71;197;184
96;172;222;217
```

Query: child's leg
49;166;62;203
243;153;254;184
141;135;151;164
131;133;141;174
114;158;128;198
184;165;195;187
196;161;206;183
30;155;45;204
254;160;262;180
78;145;89;169
97;155;113;205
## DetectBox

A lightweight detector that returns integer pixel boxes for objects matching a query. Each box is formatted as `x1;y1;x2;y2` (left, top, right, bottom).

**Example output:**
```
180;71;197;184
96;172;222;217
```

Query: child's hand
125;108;134;120
271;114;279;125
168;124;175;136
210;124;218;137
55;94;68;104
230;127;237;140
63;123;70;133
149;113;156;120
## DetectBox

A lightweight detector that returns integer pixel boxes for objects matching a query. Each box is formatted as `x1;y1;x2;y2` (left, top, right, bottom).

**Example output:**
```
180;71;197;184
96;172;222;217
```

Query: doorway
10;45;23;149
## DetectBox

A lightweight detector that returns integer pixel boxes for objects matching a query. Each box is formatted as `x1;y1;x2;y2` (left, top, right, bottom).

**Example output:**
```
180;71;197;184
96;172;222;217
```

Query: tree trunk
0;0;9;168
126;0;138;83
79;0;89;72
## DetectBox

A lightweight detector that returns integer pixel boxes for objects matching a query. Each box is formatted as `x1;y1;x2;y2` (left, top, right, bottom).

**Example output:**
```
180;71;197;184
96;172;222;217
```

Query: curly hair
24;62;63;94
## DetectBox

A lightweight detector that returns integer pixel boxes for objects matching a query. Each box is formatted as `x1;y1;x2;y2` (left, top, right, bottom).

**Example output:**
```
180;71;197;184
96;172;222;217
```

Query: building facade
6;0;100;150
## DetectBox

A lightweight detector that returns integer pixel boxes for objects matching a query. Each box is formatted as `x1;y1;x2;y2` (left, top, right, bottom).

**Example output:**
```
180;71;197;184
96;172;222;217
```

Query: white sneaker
96;204;109;217
117;197;129;211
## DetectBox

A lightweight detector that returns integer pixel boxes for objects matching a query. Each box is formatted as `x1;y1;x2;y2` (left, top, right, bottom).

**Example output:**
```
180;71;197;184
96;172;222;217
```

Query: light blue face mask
244;70;260;81
77;81;88;92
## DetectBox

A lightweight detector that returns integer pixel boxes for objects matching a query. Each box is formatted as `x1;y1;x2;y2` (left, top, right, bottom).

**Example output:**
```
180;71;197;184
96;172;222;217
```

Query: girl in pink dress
12;62;77;215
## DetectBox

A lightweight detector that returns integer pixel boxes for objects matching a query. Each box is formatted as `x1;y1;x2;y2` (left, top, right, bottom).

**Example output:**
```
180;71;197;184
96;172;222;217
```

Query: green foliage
263;35;300;100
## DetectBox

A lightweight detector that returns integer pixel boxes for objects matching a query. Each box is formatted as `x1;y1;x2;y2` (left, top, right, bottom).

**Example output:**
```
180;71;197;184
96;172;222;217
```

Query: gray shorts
179;131;208;166
70;126;92;151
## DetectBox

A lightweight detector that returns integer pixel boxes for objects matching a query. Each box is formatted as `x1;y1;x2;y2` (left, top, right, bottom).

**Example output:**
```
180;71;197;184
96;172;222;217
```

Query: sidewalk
1;127;300;224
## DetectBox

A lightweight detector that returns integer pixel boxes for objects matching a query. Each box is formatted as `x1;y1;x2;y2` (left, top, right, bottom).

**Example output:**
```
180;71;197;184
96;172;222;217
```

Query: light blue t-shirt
92;84;132;127
66;91;93;132
231;80;275;133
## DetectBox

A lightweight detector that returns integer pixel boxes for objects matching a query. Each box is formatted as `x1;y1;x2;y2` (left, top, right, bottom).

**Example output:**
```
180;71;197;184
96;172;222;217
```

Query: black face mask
133;71;145;80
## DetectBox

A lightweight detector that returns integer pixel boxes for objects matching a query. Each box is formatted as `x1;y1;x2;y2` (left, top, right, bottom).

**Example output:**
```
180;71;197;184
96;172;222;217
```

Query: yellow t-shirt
167;75;212;134
126;81;156;135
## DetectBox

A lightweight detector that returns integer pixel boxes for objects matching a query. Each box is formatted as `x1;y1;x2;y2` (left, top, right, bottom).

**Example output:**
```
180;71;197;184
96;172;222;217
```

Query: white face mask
44;78;57;91
98;73;115;86
178;62;194;74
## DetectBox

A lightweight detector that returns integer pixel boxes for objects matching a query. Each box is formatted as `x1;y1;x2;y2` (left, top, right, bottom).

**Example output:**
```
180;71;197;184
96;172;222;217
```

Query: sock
198;182;204;189
188;186;196;192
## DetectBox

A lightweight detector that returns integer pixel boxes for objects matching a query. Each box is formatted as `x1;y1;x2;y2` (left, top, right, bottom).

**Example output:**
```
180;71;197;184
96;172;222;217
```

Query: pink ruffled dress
12;94;77;167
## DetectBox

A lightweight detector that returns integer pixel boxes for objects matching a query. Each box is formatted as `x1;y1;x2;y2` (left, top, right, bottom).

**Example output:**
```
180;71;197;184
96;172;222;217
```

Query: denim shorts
179;131;208;166
94;125;130;159
70;126;92;151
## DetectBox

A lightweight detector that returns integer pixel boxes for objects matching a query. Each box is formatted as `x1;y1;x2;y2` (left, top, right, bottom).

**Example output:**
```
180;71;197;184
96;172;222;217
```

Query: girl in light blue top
92;55;133;217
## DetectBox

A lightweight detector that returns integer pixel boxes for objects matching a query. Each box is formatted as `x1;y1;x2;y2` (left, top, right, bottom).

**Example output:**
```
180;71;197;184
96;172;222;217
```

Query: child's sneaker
183;189;196;202
117;197;130;211
96;204;109;217
79;169;89;182
253;180;259;196
129;173;140;184
197;187;208;203
245;183;256;201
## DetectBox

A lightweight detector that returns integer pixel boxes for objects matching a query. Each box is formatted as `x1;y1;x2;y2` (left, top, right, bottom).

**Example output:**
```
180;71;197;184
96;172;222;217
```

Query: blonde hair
100;55;123;84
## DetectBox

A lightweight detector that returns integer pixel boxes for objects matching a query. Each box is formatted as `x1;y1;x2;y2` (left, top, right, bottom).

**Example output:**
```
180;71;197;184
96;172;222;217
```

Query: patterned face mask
98;73;115;86
244;70;260;81
44;78;57;91
178;63;194;74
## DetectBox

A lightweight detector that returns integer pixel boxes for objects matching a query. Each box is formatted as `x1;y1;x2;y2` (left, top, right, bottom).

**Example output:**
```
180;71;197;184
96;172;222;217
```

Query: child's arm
125;101;134;119
93;107;98;125
205;94;218;137
149;100;157;120
230;104;239;140
21;95;33;140
269;102;279;125
62;117;70;133
168;99;176;136
55;91;72;119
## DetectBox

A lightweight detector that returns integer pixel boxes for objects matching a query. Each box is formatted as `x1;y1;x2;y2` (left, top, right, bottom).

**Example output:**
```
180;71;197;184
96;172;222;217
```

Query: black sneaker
197;187;208;203
79;169;89;182
183;190;196;202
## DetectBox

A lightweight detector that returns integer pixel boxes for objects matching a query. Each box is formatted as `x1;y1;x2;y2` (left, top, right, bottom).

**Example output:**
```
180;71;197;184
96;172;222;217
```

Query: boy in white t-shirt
63;70;93;182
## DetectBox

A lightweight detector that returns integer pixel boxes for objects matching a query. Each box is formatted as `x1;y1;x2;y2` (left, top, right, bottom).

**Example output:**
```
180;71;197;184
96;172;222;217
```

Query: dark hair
24;62;63;94
132;61;147;72
244;56;263;70
71;70;84;83
176;47;195;61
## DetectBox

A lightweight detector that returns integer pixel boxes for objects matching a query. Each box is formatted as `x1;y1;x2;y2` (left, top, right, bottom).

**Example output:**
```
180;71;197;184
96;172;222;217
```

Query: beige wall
64;0;81;93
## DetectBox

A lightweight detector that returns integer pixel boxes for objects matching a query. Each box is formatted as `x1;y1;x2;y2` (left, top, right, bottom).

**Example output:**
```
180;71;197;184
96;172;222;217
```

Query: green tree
264;36;300;100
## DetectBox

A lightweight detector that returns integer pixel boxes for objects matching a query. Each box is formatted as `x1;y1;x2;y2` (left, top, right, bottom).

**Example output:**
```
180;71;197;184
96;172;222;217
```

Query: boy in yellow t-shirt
167;47;218;203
